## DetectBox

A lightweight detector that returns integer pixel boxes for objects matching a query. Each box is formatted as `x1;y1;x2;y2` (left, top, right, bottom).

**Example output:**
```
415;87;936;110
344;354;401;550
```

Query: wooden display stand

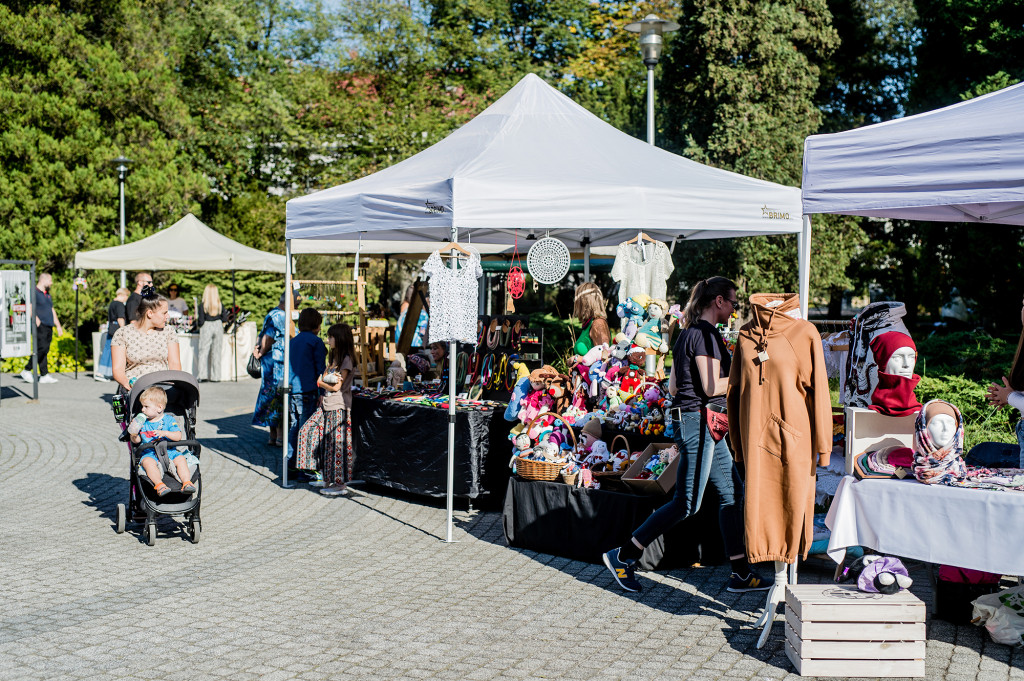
844;406;918;475
784;584;925;678
296;277;394;386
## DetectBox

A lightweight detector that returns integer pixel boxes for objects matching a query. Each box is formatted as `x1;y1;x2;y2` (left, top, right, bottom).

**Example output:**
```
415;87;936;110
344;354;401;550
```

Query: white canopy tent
74;213;287;381
802;81;1024;224
75;213;287;272
283;73;811;537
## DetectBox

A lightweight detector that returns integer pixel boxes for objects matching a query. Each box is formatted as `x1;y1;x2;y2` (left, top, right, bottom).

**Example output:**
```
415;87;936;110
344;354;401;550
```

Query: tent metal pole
798;215;812;319
30;263;38;401
583;238;591;282
445;226;457;543
232;270;237;382
74;282;79;380
353;233;362;281
282;239;294;488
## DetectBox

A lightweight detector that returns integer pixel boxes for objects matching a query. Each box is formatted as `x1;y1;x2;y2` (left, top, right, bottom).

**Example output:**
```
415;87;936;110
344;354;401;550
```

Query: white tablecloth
825;476;1024;575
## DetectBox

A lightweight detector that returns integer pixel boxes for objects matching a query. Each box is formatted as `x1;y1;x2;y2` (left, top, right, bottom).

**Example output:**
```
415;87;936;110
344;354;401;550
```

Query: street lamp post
624;14;679;146
110;156;133;288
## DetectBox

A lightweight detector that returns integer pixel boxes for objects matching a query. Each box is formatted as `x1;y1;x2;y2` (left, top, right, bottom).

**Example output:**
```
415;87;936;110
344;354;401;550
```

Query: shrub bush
1;331;87;375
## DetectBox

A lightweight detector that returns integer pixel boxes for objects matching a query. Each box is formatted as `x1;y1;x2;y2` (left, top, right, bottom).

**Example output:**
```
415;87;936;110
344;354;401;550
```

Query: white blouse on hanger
422;248;483;344
610;240;674;304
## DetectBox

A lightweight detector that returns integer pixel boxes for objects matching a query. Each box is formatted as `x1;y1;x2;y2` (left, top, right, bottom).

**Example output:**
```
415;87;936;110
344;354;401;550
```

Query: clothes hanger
624;230;658;245
436;241;472;257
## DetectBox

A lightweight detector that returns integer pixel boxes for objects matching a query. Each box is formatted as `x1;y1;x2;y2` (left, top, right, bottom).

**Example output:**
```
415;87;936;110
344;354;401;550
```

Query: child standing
129;386;197;496
297;324;356;497
289;308;327;480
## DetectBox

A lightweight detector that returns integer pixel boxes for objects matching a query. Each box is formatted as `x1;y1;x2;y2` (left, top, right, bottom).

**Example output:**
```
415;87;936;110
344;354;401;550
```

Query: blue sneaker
602;548;642;593
727;571;772;593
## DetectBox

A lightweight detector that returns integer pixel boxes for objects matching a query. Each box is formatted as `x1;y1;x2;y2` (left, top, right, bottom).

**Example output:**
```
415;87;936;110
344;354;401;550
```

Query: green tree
658;0;842;300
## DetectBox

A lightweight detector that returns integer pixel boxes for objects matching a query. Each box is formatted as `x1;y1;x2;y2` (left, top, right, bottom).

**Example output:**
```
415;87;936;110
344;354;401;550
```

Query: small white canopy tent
802;81;1024;224
284;73;811;537
75;213;287;272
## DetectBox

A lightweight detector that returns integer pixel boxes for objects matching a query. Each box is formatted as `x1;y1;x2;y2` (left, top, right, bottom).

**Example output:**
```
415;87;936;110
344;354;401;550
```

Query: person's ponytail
682;276;737;328
136;285;167;321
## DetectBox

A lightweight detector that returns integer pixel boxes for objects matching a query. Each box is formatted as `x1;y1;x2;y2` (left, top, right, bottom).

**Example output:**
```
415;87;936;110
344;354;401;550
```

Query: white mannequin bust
886;347;917;379
926;413;956;448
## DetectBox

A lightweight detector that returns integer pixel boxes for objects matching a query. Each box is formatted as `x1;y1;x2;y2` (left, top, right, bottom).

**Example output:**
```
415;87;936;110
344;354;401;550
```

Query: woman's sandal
153;481;171;497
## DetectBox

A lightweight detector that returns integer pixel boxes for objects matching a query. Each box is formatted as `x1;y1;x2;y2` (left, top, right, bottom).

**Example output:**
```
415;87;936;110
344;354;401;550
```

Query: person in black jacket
125;272;152;322
196;284;230;382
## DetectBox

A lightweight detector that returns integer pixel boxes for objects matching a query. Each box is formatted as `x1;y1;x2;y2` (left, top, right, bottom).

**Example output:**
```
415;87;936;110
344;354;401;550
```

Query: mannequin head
870;331;917;378
924;401;959;448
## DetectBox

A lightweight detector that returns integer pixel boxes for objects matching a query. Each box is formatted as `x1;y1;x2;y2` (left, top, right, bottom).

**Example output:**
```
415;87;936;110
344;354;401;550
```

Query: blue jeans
965;419;1024;468
633;410;746;558
288;391;319;461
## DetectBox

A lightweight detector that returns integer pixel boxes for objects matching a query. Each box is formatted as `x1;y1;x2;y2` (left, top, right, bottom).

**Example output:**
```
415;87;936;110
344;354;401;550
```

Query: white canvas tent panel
286;74;803;243
75;213;287;272
802;81;1024;224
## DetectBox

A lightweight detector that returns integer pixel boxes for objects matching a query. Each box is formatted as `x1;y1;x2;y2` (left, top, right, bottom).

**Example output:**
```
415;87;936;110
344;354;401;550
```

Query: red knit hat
869;330;916;368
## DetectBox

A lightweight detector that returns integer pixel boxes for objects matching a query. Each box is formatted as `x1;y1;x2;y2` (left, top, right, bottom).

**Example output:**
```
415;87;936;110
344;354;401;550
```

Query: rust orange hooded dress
726;293;832;564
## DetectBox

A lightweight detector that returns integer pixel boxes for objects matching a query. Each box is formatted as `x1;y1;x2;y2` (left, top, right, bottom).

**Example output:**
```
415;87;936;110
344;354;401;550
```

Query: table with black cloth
503;477;724;571
351;395;511;498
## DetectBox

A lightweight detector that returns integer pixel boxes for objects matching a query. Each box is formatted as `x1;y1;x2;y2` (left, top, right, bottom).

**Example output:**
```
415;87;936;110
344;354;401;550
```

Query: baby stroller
114;370;203;546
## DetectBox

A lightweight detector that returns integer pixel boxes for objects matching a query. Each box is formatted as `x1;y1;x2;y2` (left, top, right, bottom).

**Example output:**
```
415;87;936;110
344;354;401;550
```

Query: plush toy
573;343;608;368
519;390;554;425
582;441;611;470
387;353;407;389
504;375;533;421
616;298;645;339
634;299;669;353
601;383;622;412
626;347;647;368
838;555;913;595
512;361;530;384
546;374;572;414
620;366;645;394
610;333;633;361
667;303;684;328
511;432;532;457
610;448;632;472
580;418;603;451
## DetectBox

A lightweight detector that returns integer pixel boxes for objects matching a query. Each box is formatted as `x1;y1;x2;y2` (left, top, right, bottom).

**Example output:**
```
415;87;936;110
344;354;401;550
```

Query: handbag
246;348;262;379
701;404;730;442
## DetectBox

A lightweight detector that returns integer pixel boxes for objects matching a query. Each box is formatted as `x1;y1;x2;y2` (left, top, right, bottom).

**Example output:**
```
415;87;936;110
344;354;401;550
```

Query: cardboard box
622;443;679;495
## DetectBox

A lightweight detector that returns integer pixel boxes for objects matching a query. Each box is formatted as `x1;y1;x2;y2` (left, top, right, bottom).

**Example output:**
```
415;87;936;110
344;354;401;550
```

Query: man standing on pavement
21;272;64;384
125;271;153;322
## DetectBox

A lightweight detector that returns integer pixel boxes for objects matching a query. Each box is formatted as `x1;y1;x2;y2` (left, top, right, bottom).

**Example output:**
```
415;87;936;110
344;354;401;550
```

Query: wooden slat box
785;584;926;678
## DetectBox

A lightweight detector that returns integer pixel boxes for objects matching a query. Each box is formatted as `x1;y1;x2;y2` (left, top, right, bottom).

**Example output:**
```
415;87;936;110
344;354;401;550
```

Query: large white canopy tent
802;81;1024;224
283;73;810;537
74;213;287;379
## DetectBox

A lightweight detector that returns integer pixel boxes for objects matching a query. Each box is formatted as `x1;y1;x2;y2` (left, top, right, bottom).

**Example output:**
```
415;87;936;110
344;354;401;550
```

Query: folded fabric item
853;445;914;480
938;565;1002;585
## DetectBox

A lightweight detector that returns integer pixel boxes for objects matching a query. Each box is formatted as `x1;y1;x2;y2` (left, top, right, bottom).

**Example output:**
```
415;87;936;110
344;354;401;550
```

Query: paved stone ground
1;374;1022;681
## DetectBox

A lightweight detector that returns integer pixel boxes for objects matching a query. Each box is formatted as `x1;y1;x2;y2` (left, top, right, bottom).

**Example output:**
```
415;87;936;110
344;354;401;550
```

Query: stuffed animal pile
633;445;679;480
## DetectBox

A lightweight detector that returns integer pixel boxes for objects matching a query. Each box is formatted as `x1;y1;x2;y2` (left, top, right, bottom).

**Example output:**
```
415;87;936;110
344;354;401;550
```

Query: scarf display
842;302;910;408
913;399;1024;491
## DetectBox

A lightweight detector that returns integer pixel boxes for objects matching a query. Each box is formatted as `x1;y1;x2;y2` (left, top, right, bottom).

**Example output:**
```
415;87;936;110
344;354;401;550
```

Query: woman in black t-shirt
95;287;129;381
603;276;769;595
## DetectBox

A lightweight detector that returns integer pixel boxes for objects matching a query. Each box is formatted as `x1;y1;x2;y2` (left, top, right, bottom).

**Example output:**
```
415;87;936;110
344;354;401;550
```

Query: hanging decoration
507;233;525;299
526;236;570;285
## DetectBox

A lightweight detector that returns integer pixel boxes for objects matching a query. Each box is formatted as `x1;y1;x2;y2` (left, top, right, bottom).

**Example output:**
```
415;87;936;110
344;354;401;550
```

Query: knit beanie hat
582;418;603;440
869;331;916;369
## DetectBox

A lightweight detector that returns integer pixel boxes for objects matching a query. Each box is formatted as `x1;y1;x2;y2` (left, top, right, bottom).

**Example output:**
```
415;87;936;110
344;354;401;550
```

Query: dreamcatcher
507;233;525;299
526;235;570;288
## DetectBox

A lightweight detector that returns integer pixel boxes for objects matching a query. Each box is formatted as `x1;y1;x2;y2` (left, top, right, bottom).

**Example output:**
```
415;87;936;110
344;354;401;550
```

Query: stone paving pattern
1;375;1022;681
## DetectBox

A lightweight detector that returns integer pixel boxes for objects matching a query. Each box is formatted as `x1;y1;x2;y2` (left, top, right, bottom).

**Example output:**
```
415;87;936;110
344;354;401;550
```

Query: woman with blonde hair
571;282;611;359
196;284;228;382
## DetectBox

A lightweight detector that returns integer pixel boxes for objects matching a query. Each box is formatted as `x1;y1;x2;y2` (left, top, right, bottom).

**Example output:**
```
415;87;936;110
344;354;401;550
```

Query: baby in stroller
114;370;203;545
129;386;197;496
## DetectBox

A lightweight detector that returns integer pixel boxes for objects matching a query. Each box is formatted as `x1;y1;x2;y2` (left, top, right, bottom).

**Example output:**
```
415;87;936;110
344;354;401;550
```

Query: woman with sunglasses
603;276;769;596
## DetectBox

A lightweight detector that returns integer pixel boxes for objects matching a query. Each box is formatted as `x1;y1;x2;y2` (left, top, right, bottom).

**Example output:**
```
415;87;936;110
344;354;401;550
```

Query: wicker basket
560;471;580;486
515;410;578;483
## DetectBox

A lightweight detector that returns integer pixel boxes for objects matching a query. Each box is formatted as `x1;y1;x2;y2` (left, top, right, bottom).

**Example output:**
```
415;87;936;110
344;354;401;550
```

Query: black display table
502;477;724;571
351;395;510;499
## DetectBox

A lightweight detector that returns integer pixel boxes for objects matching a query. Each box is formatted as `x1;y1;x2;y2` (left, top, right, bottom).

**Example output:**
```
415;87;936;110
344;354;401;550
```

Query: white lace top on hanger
610;240;674;303
422;248;483;344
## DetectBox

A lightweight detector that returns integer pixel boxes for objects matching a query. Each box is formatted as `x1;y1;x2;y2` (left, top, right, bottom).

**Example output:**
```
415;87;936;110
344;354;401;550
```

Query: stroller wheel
190;519;201;545
146;523;157;546
115;504;126;534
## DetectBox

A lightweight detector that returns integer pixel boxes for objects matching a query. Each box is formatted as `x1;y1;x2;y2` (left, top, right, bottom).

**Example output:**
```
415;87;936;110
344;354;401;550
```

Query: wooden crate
785;584;925;678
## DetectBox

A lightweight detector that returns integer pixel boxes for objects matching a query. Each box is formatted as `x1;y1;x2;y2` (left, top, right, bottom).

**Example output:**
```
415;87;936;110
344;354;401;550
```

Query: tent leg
798;215;812;319
383;254;390;311
445;227;458;544
282;240;293;488
232;270;237;382
583;238;591;282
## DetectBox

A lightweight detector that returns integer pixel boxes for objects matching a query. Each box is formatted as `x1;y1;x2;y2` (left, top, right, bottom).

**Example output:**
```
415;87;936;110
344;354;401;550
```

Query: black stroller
114;371;203;546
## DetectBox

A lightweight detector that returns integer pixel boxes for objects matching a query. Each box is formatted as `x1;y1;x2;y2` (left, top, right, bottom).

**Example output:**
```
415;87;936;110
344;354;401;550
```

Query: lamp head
624;14;680;66
109;155;134;179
